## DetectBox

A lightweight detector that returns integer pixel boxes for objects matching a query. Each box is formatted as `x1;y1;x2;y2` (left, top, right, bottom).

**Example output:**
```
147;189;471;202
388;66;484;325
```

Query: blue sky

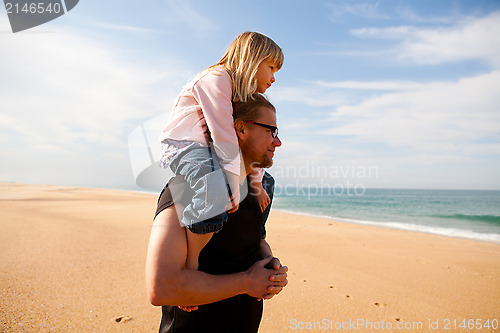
1;0;499;190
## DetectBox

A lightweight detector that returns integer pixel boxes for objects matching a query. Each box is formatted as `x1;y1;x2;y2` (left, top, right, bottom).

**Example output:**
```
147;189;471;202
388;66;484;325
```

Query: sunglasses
243;121;279;138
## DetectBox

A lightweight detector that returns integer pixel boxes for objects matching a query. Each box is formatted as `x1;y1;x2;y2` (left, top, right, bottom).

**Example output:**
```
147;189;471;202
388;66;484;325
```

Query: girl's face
255;59;279;93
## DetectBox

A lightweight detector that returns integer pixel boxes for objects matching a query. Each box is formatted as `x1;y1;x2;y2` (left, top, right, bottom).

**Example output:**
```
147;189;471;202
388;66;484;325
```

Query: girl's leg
177;228;213;312
185;229;213;270
171;146;230;228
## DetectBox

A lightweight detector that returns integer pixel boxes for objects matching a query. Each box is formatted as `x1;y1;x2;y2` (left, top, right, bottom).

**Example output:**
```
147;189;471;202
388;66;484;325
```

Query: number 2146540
442;319;498;330
5;2;62;14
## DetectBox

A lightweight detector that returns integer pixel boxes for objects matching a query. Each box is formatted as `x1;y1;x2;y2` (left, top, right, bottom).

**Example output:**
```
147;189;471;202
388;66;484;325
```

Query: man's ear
234;120;246;140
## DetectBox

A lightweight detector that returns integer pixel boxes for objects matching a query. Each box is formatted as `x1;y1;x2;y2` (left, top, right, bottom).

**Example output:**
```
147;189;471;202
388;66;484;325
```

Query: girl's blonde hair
214;31;284;103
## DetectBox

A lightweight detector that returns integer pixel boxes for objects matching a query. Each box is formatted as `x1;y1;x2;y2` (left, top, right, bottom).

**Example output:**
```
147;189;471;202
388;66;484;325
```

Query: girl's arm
191;68;240;176
192;68;241;209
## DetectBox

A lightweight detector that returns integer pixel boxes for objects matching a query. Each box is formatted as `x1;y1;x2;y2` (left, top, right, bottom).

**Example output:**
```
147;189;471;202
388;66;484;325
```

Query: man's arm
260;239;287;271
145;206;287;307
257;173;288;294
260;239;273;258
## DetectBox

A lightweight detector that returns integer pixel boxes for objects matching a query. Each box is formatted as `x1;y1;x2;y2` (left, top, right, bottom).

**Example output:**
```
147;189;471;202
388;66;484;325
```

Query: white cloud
351;11;500;68
164;0;217;36
0;26;183;146
394;154;470;166
395;7;459;24
351;25;416;39
269;85;350;107
315;80;426;91
0;16;190;185
86;22;161;34
327;2;389;22
461;143;500;156
324;71;500;154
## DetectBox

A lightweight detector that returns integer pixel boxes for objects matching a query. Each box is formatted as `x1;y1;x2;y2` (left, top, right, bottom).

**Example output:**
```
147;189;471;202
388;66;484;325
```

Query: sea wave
432;214;500;224
275;209;500;244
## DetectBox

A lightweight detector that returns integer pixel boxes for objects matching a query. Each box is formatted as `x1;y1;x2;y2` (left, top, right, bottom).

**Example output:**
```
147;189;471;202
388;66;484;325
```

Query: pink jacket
160;65;264;180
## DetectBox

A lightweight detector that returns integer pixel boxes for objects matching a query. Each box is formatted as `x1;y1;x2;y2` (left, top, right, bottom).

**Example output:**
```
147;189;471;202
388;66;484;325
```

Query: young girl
159;31;283;283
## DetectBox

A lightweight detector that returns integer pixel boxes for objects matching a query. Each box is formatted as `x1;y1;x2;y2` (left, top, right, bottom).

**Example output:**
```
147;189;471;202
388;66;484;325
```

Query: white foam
275;209;500;244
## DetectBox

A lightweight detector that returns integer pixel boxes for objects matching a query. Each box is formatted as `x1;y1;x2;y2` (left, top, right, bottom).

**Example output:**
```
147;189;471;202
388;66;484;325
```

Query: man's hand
244;256;288;300
263;257;288;300
265;257;283;270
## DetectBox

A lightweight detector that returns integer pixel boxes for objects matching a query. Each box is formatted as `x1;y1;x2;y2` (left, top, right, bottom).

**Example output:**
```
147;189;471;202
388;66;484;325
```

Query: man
145;94;288;332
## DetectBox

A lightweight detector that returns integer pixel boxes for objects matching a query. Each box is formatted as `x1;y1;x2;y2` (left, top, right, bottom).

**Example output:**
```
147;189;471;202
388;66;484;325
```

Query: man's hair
214;31;284;103
233;94;276;122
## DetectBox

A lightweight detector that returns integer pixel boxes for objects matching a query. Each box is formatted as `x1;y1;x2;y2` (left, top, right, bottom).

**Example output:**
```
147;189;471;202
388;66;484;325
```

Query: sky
1;0;499;191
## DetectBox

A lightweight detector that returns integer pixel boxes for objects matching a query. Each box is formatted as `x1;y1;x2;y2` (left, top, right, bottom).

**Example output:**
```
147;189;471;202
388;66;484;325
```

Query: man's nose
270;74;275;83
273;136;282;147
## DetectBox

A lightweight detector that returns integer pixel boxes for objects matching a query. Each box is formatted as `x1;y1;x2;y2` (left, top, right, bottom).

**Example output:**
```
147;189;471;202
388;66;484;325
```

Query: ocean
272;187;500;243
127;183;500;244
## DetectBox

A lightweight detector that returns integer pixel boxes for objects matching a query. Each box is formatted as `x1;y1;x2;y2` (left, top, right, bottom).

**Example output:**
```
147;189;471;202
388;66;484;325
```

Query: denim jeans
169;145;230;234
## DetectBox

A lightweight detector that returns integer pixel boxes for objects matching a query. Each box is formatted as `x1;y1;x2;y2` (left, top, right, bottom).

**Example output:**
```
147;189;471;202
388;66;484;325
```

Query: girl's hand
253;182;270;212
226;185;239;213
227;196;239;213
225;172;240;213
178;305;199;312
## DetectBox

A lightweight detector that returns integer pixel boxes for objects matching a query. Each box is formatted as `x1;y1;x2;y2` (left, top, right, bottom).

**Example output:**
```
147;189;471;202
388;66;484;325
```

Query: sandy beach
1;182;499;332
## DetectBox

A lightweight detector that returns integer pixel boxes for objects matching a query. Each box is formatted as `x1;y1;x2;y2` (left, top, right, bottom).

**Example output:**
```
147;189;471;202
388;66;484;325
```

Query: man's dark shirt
155;172;274;333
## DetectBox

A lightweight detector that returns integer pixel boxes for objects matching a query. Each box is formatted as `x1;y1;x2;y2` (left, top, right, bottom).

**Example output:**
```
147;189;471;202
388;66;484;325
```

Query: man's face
239;107;282;170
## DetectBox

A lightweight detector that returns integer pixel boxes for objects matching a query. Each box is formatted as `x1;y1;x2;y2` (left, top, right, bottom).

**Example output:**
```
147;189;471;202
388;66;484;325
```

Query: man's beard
251;155;273;170
261;156;273;169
